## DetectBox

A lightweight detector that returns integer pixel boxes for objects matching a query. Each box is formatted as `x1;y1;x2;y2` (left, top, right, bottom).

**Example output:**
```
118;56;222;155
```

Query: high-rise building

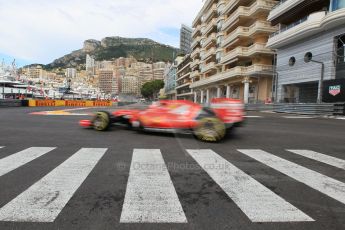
180;24;193;54
65;68;77;79
190;0;277;104
267;0;345;103
86;54;96;74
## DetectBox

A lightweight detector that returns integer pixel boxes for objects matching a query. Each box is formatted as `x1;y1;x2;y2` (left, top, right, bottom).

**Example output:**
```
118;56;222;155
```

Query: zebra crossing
0;146;344;224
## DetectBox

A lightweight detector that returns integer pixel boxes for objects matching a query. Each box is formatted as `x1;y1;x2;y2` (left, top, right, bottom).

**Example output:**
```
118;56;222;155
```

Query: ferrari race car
80;98;245;142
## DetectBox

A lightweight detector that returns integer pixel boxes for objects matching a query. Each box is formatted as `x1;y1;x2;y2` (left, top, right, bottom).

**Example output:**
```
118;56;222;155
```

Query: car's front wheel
92;111;111;131
193;117;226;142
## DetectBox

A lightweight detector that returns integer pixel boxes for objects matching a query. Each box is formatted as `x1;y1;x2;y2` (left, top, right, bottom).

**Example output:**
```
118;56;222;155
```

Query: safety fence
28;100;113;107
246;103;345;115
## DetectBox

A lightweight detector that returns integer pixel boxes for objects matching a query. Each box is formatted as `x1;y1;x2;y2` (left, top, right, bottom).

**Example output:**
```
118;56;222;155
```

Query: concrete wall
276;26;345;102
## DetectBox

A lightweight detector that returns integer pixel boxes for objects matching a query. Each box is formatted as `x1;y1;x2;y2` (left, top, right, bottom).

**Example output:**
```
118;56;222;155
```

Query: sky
0;0;203;67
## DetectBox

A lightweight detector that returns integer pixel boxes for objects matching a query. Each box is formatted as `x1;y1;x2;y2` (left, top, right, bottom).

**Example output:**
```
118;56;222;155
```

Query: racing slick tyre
193;117;226;142
92;111;111;131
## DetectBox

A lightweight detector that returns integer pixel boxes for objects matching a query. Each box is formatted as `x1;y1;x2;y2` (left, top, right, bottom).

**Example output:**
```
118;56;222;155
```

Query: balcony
191;70;201;78
222;0;276;31
267;10;345;49
176;82;192;90
203;33;216;48
191;59;200;68
191;36;201;49
203;18;217;36
268;0;304;22
191;48;201;59
217;0;227;14
201;62;216;74
204;4;217;23
223;0;240;15
177;72;191;82
222;21;277;48
192;25;201;38
201;47;216;61
190;64;274;88
221;43;274;64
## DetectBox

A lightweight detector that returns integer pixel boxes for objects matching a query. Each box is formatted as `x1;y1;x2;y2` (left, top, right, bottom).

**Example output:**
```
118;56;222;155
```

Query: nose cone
79;120;92;127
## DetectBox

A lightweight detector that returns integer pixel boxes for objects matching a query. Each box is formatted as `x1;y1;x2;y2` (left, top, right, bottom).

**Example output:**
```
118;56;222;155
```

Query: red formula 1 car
80;98;245;142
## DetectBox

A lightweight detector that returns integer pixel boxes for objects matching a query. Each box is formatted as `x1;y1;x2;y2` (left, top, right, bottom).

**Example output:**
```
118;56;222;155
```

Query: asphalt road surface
0;105;344;230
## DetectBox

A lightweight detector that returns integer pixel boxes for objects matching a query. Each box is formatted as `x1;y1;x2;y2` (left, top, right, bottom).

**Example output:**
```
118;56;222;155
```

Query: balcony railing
269;16;308;38
191;48;200;58
203;33;216;48
222;21;277;48
221;43;274;64
204;4;217;23
222;0;276;31
191;70;201;78
203;18;217;36
190;64;274;88
201;62;216;73
202;47;216;61
190;59;200;68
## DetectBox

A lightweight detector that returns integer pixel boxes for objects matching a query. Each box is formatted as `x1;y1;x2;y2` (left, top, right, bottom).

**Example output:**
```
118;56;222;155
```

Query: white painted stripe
0;146;3;149
187;149;313;222
283;116;314;119
244;116;263;118
0;147;56;177
287;150;345;170
238;149;345;205
336;117;345;120
120;149;187;223
0;148;107;222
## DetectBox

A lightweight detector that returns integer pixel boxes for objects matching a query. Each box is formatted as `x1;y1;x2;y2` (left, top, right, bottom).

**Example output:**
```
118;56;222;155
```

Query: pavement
0;106;344;230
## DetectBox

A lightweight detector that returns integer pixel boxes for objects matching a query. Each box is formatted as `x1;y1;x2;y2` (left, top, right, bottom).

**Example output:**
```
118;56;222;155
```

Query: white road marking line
187;149;313;222
336;117;345;120
0;146;3;149
0;148;107;222
244;116;263;118
120;149;187;223
287;150;345;170
238;149;345;205
283;116;314;119
0;147;56;177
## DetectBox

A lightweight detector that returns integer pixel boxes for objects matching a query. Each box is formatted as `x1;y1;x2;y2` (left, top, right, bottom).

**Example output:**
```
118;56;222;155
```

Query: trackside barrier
28;100;112;107
245;103;345;116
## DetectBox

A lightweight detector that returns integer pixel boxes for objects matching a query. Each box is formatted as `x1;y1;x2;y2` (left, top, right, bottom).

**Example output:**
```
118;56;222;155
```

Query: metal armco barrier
28;100;112;107
246;103;345;115
0;99;23;107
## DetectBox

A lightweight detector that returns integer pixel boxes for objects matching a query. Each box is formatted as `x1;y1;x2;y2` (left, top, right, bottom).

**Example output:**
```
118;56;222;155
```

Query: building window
330;0;345;11
289;57;296;66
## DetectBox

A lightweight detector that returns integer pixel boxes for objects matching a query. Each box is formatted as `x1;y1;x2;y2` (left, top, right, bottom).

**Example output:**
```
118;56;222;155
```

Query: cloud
0;0;202;64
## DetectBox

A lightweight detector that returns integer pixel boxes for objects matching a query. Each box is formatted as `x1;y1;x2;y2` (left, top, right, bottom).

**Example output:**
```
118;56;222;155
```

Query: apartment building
153;62;166;80
176;55;193;101
25;65;44;79
65;68;77;79
164;57;184;99
98;70;114;95
121;75;141;96
267;0;345;103
190;0;277;104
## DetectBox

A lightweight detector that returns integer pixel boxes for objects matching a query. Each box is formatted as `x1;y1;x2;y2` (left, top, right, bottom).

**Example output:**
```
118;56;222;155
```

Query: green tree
141;80;164;99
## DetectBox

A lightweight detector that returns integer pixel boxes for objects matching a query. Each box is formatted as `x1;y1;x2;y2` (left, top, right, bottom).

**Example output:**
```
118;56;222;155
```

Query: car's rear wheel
193;117;226;142
92;111;111;131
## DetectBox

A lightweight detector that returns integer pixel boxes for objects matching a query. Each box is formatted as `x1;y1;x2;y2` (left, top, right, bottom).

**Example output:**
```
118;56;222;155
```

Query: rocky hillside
44;36;180;70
